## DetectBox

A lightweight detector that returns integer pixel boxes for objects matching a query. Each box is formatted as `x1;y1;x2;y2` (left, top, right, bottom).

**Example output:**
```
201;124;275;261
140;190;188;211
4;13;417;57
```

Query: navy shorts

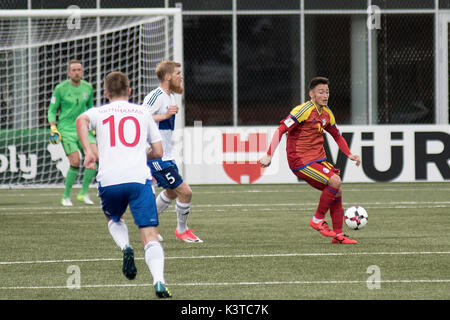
149;161;184;189
97;180;159;228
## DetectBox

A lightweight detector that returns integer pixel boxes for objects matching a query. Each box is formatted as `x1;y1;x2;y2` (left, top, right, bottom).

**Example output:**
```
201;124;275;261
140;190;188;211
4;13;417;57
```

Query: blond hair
155;60;181;82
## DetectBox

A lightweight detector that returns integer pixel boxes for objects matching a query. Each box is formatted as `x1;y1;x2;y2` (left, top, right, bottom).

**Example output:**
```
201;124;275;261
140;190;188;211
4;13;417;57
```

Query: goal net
0;8;183;187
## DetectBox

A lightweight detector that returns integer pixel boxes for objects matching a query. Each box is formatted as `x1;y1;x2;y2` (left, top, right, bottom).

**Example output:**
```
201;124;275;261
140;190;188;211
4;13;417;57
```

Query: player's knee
181;189;192;203
68;154;80;167
328;174;341;189
140;227;160;245
177;183;192;202
164;188;177;200
69;158;80;167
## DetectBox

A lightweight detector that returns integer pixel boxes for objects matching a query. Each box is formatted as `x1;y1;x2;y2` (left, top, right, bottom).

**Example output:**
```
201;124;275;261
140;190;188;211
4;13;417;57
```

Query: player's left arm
147;141;163;160
76;113;96;169
143;91;177;122
326;125;360;166
324;108;360;166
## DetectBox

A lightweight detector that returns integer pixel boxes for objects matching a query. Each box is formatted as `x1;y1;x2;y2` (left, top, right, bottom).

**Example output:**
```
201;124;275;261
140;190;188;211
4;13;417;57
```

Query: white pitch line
1;279;450;290
169;279;450;287
1;204;449;215
191;187;450;194
1;200;450;213
192;201;450;207
1;251;449;266
4;187;450;196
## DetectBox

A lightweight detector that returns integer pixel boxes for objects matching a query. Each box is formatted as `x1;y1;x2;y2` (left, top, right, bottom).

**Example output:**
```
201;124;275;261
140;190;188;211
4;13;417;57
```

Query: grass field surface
0;182;449;301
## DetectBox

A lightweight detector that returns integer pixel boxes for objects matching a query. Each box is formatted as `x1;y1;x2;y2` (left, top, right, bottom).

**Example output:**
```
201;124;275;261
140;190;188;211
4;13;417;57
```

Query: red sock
314;186;339;220
330;196;344;234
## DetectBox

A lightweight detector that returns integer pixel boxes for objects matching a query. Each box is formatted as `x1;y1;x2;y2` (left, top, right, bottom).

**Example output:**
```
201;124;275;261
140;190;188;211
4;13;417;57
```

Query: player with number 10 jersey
77;71;171;298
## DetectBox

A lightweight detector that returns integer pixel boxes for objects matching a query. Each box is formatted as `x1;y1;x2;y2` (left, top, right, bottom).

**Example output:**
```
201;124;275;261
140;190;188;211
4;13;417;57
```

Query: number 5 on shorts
165;172;175;185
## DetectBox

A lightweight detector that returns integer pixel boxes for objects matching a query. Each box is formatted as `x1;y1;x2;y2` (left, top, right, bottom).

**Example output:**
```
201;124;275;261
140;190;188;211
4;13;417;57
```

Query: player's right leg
293;162;338;237
129;180;171;298
61;149;81;206
98;183;137;279
140;227;171;298
150;161;202;243
294;163;357;243
60;132;84;206
171;182;202;243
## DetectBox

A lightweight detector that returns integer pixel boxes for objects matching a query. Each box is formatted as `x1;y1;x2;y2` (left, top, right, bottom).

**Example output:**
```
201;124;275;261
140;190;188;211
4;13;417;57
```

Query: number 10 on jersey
102;115;141;147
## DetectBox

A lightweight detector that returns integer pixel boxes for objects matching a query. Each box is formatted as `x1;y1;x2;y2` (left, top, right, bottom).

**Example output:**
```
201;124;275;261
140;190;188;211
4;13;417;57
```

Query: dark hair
104;71;130;98
308;77;329;90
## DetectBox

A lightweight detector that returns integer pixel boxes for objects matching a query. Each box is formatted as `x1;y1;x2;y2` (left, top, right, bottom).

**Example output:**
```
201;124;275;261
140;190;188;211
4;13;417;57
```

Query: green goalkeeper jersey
48;79;93;134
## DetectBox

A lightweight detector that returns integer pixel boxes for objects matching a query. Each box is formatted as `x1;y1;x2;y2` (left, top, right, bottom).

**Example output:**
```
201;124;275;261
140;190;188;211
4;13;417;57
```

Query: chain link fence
0;0;443;126
183;15;233;126
237;15;300;126
376;14;434;124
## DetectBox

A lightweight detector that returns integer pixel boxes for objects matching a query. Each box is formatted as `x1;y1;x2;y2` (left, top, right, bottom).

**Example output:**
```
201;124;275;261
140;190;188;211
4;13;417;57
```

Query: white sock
144;241;165;285
107;219;130;251
312;216;324;223
156;191;172;215
176;201;190;233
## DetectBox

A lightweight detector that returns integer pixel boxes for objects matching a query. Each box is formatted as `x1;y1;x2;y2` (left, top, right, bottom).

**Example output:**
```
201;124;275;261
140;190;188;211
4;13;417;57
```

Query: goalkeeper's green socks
63;166;79;198
80;167;97;195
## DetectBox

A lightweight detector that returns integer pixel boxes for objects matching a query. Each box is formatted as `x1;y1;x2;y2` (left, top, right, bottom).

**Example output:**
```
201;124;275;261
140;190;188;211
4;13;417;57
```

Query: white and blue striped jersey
142;87;177;162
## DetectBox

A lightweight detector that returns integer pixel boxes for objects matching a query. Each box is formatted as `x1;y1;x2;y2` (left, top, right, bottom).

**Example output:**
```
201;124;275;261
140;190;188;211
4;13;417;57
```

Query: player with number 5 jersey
142;60;202;243
76;71;172;298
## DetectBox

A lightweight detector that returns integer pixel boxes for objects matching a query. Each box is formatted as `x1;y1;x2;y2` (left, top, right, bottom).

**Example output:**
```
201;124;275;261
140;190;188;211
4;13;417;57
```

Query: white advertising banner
178;125;450;184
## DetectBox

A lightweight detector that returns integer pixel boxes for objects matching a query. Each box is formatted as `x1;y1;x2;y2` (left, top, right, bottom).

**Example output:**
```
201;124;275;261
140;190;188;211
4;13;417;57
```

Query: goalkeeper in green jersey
48;59;98;206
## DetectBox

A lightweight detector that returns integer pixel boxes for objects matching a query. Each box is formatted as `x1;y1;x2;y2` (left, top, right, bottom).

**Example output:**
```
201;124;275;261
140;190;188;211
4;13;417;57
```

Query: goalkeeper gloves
49;125;62;144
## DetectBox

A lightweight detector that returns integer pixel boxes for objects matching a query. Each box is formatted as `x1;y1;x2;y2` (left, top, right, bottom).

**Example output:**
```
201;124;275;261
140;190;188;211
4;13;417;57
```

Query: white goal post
0;8;184;186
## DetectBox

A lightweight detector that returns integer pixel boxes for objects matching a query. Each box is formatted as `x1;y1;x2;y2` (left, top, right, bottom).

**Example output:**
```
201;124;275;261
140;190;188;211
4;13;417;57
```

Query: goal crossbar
0;8;182;18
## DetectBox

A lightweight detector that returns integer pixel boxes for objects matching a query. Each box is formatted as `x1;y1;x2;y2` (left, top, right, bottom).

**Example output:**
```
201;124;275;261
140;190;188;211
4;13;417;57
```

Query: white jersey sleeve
85;108;98;131
142;87;164;115
142;87;176;161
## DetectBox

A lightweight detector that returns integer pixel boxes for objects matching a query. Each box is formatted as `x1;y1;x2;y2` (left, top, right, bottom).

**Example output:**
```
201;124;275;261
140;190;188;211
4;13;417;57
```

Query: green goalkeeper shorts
61;131;96;155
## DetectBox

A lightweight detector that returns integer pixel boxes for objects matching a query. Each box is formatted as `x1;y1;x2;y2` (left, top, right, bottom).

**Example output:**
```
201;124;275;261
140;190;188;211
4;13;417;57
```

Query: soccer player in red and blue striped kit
259;77;361;244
